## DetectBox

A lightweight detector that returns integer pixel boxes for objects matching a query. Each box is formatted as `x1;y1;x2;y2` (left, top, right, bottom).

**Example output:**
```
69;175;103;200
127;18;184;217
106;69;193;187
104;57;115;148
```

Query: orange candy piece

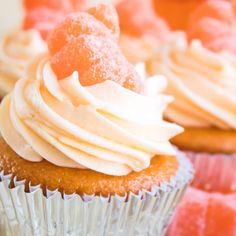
205;194;236;236
167;187;236;236
116;0;169;40
23;0;87;40
47;4;143;93
187;0;236;54
167;187;208;236
47;12;116;55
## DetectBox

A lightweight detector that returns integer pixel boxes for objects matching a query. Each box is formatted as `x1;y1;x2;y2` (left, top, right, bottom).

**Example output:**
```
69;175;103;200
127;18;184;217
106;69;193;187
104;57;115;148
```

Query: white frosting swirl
148;33;236;130
0;57;182;176
0;30;47;97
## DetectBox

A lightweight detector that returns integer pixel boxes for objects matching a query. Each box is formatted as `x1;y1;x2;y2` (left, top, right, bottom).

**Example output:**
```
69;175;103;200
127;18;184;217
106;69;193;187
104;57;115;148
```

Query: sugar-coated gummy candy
48;4;143;93
167;187;236;236
47;12;115;55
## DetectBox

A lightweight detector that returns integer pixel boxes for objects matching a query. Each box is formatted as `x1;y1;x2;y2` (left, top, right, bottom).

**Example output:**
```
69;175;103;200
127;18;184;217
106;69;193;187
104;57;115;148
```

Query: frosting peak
0;58;182;176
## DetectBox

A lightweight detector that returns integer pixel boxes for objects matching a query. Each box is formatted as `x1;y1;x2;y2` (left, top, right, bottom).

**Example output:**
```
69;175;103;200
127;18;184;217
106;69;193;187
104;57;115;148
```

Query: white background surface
0;0;24;37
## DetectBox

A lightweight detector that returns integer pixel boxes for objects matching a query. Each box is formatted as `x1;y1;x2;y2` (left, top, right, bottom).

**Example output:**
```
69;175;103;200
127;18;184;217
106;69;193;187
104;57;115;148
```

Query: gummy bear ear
88;4;120;40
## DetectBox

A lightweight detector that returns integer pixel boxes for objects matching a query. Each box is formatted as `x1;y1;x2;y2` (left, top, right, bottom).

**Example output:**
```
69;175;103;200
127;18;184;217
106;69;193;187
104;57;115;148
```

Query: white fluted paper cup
0;155;193;236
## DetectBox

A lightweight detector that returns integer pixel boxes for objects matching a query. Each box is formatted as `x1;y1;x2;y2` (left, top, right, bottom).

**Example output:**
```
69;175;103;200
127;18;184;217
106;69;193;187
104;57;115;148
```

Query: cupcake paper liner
0;155;193;236
185;151;236;193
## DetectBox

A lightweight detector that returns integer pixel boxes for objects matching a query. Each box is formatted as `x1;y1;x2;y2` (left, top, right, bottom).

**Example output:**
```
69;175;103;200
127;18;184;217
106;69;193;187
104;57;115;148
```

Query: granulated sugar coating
116;0;169;39
47;4;143;93
167;187;236;236
88;4;120;40
187;0;236;54
47;13;115;55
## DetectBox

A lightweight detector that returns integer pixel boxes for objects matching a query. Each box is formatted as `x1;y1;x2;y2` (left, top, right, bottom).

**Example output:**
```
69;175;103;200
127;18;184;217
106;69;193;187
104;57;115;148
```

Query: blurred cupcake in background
0;29;47;99
147;1;236;235
0;0;87;99
116;0;170;64
0;4;193;235
147;0;236;194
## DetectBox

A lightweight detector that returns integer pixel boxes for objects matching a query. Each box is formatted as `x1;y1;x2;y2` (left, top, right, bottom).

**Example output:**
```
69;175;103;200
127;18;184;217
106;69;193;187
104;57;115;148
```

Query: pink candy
167;187;236;236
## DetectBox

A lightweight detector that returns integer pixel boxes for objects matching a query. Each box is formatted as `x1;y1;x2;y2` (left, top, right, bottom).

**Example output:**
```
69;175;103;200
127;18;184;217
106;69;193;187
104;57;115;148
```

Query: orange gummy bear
47;4;143;93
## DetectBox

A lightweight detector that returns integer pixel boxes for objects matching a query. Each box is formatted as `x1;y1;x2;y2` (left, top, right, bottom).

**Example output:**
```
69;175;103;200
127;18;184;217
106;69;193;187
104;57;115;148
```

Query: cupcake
0;4;192;236
148;0;236;194
116;0;170;64
147;2;236;235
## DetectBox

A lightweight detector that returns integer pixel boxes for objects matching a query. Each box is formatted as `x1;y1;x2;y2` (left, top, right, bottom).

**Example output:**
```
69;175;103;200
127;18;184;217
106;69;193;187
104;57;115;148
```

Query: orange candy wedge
47;4;143;93
47;12;116;55
168;187;208;236
205;194;236;236
167;187;236;236
116;0;169;40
